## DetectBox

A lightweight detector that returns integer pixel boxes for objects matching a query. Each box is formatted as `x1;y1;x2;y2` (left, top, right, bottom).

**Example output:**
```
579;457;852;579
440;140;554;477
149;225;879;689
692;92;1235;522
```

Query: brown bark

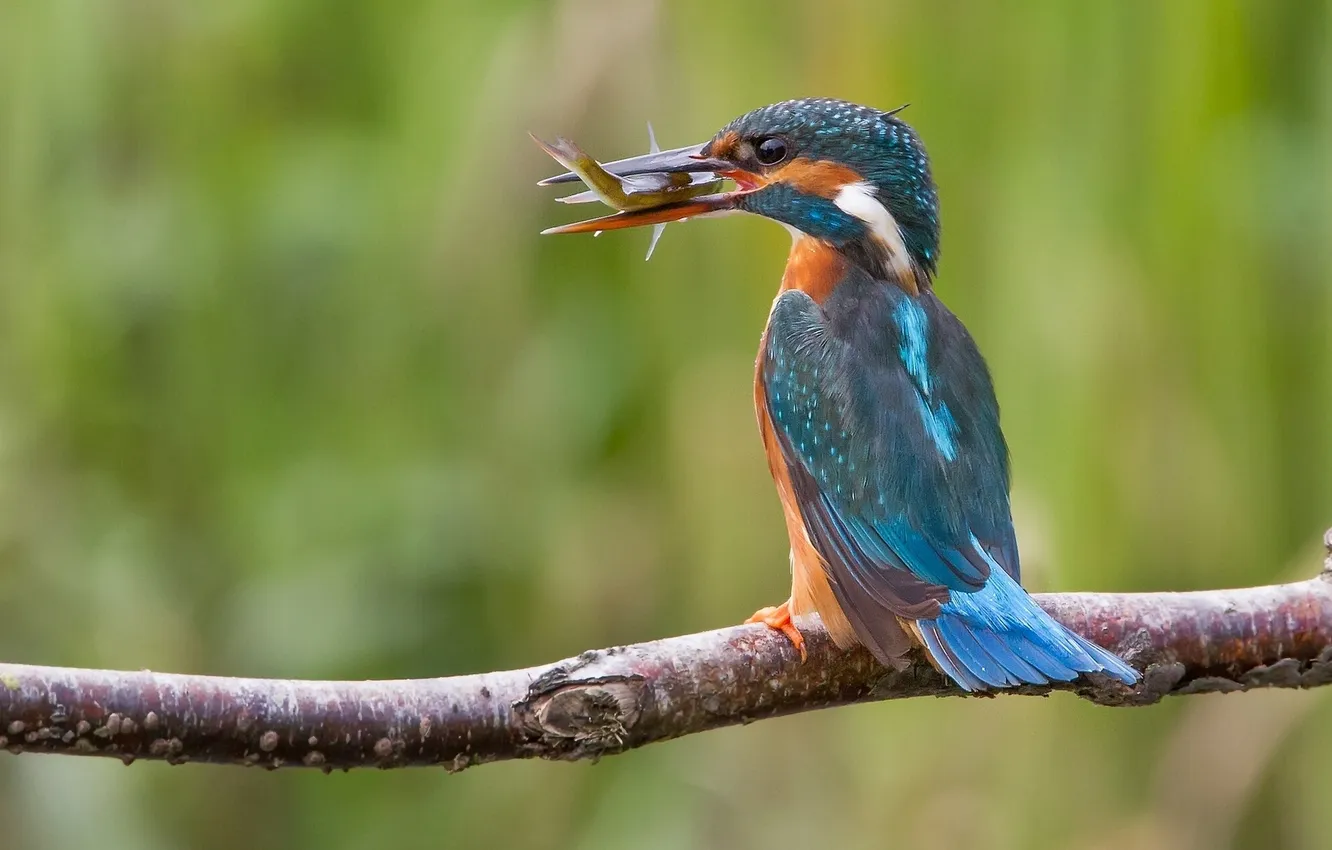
2;536;1331;772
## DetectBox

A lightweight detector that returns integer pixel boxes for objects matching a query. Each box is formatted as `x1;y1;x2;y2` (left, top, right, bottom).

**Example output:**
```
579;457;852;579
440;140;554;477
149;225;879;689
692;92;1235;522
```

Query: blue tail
915;567;1138;692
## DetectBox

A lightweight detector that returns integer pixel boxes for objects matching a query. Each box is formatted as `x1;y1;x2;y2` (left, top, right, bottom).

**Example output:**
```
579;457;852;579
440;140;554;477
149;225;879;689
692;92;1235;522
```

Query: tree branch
4;534;1332;772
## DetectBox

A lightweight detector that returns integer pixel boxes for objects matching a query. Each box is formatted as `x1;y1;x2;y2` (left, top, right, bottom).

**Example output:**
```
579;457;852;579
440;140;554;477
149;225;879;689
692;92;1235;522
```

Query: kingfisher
540;98;1138;691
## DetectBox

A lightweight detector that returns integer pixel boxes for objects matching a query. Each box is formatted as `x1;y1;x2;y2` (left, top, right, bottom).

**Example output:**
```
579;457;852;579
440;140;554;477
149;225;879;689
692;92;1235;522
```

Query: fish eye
755;137;789;166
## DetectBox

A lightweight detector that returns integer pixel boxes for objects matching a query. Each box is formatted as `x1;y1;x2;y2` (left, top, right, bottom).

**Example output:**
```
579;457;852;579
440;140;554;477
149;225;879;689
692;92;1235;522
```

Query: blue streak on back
916;398;957;462
892;296;957;461
893;298;931;394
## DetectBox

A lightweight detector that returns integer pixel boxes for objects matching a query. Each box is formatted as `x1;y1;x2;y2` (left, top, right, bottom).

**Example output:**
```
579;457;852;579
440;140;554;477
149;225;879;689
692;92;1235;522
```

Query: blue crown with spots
723;98;941;275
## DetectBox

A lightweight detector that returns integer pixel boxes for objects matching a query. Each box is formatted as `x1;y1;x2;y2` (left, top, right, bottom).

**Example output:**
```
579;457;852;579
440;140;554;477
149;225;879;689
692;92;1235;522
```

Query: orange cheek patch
774;158;864;198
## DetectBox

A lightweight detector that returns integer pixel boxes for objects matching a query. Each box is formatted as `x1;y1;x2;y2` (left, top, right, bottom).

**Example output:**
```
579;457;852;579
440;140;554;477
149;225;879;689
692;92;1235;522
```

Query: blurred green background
2;1;1331;848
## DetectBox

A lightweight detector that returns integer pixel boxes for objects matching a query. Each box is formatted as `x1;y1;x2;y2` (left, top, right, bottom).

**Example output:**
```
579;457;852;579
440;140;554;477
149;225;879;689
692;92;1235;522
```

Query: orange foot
745;599;807;660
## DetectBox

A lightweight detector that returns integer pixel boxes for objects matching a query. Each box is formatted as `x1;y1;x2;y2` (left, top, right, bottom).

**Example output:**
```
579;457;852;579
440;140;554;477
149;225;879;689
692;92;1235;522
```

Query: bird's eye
755;137;789;166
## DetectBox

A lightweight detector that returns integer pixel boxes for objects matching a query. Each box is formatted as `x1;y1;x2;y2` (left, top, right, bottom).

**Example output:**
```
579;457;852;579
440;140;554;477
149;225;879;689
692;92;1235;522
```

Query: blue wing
763;276;1137;690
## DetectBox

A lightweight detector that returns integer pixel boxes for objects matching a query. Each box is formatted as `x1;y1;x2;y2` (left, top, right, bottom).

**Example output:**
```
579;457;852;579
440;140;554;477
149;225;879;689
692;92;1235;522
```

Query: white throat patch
833;182;915;284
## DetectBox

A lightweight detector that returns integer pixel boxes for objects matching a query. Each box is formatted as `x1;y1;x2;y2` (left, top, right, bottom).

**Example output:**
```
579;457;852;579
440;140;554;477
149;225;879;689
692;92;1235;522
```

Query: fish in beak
533;127;743;259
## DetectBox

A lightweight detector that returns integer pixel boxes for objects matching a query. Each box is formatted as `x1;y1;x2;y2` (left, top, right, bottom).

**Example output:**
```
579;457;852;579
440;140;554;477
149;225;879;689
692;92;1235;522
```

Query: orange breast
780;236;847;303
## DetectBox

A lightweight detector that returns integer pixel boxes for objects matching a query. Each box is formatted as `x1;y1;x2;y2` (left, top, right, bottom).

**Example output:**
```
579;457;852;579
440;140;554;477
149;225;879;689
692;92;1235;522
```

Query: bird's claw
745;600;807;660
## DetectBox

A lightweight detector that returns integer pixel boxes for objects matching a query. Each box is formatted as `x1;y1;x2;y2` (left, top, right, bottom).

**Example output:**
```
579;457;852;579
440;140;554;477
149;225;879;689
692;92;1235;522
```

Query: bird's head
543;98;941;284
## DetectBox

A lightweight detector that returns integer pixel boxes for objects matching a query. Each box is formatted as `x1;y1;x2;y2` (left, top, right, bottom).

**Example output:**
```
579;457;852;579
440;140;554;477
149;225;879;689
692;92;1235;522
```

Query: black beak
538;142;730;186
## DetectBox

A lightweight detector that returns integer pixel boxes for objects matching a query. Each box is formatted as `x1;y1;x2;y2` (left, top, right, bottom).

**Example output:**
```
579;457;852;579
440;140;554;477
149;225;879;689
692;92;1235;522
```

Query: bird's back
760;263;1136;688
816;271;1018;578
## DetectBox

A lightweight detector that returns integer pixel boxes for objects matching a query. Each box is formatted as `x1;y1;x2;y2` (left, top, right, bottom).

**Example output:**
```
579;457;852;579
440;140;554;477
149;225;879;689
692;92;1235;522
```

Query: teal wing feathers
761;274;1136;690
